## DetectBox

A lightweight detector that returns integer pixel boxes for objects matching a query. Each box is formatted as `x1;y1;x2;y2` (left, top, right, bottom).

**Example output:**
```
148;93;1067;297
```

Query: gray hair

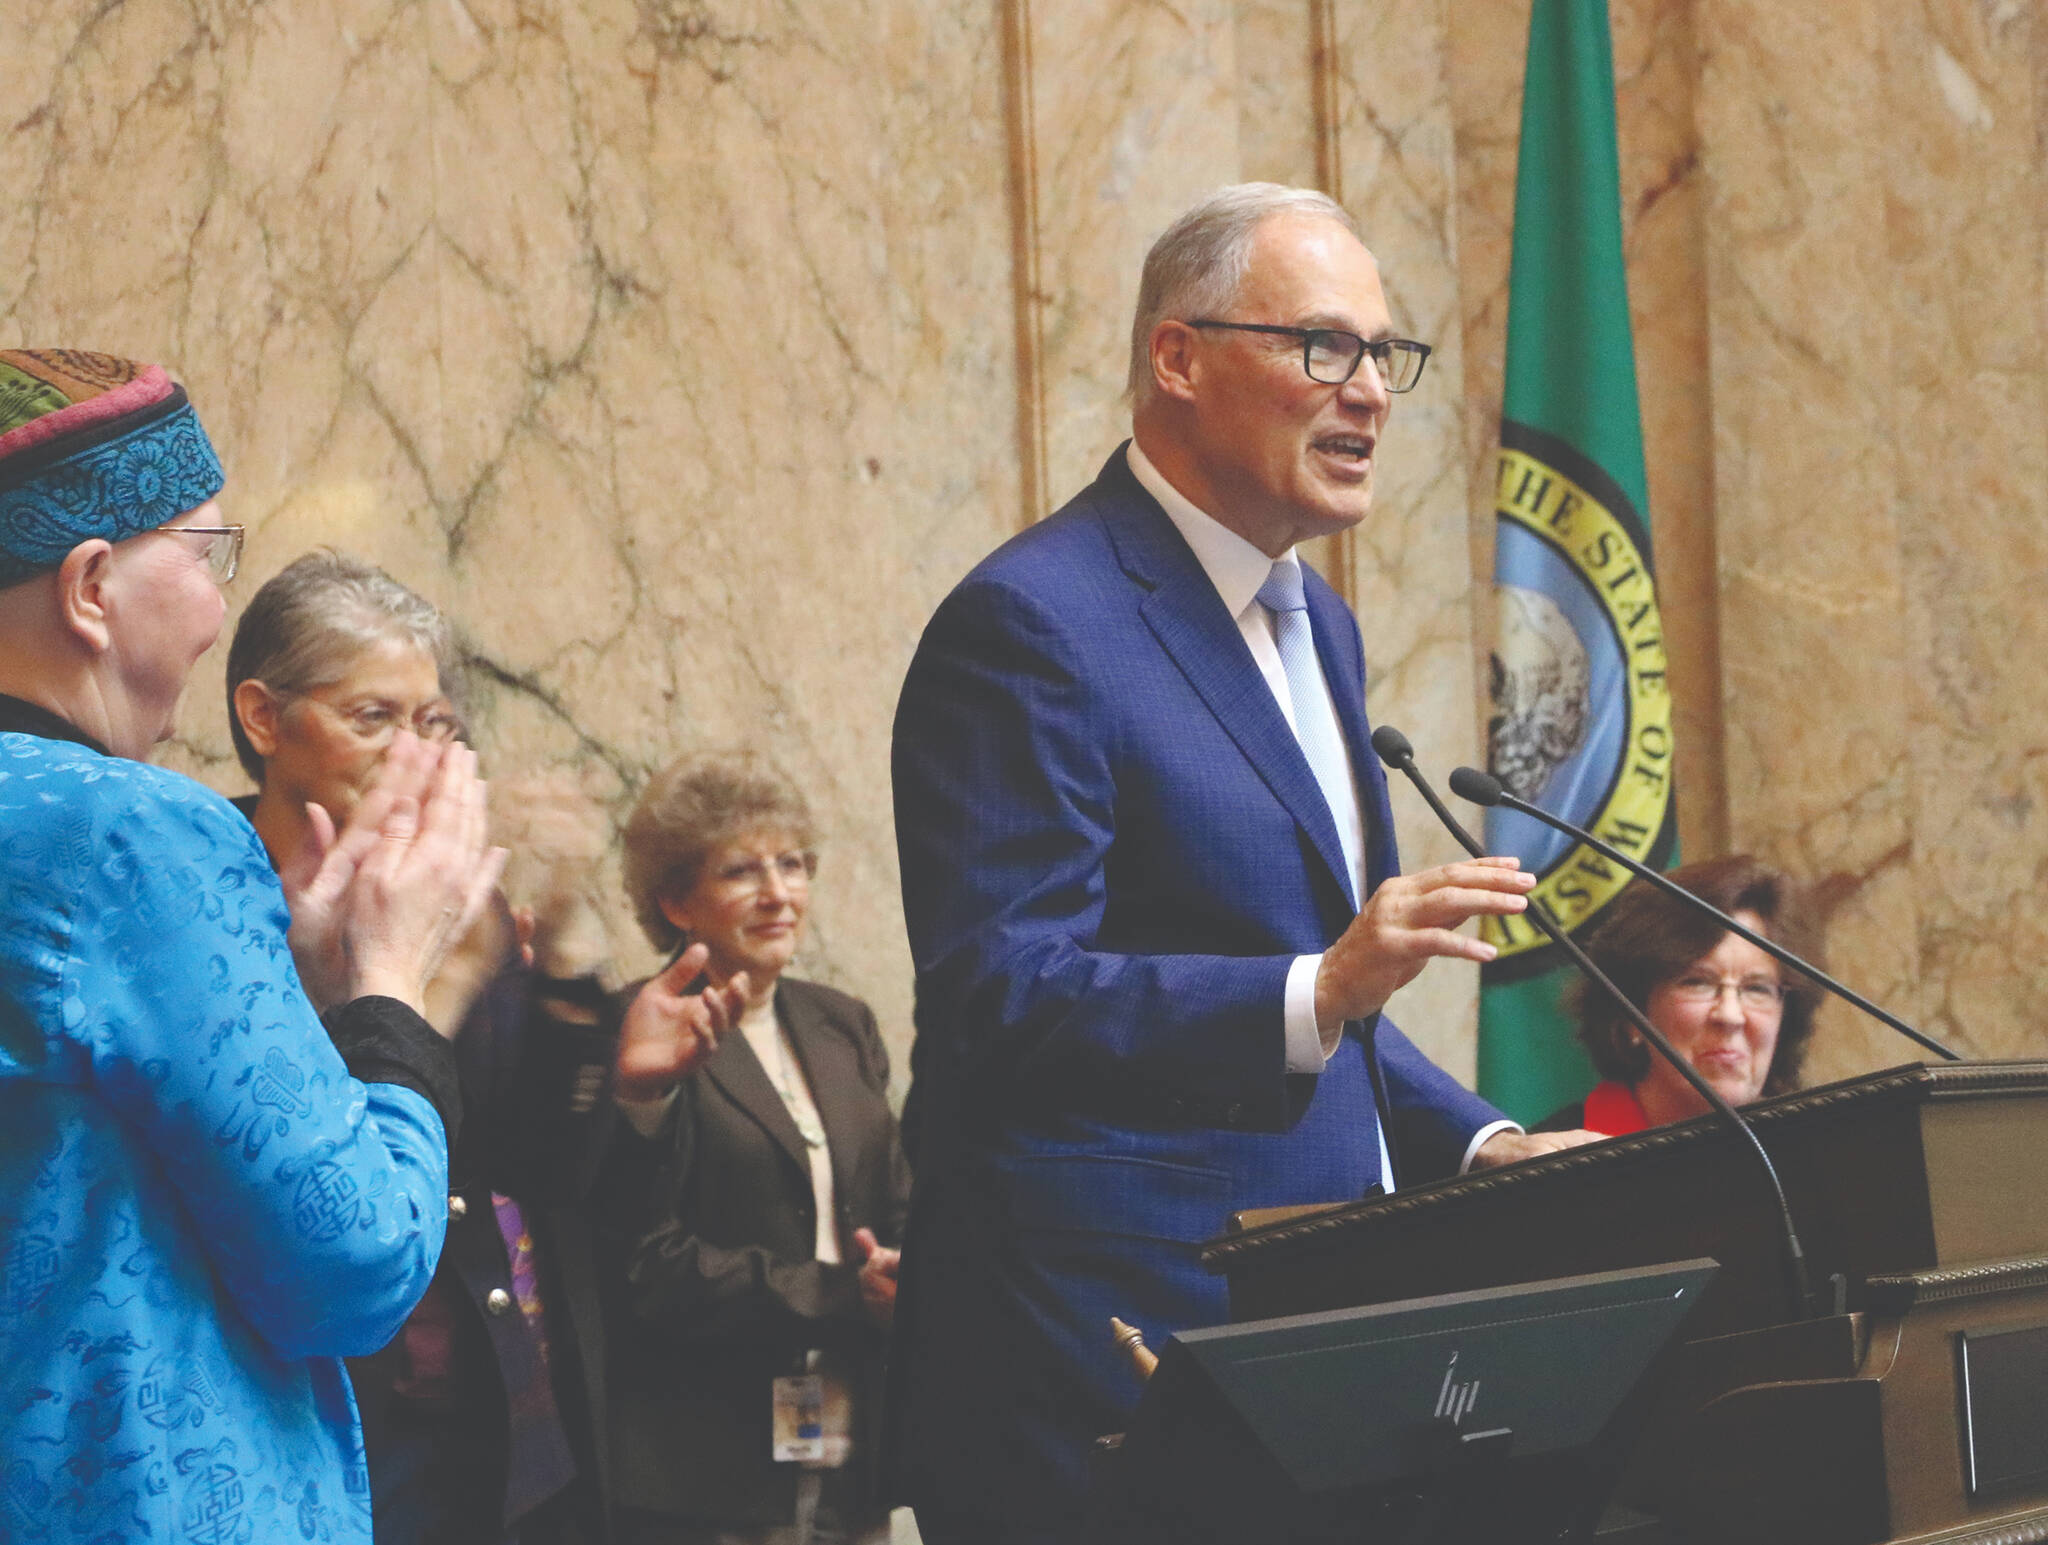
622;751;818;954
225;549;457;782
1126;183;1360;403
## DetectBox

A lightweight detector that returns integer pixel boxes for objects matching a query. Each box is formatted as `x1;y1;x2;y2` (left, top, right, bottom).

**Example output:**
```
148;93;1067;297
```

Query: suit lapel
1093;450;1355;908
702;1016;811;1180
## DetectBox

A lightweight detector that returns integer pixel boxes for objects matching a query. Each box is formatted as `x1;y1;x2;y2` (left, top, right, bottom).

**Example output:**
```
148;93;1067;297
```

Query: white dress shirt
1126;441;1516;1176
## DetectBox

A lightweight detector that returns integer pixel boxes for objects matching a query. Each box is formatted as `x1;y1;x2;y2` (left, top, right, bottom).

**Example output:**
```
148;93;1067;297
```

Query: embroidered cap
0;350;226;589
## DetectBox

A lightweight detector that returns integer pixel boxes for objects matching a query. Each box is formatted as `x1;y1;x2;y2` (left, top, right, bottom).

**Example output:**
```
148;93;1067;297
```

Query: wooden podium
1202;1060;2048;1545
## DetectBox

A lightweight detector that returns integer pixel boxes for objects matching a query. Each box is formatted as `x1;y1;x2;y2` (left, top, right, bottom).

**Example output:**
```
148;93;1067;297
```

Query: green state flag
1476;0;1678;1125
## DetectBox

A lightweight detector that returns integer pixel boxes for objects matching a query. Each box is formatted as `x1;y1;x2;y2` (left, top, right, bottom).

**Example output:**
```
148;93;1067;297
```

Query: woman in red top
1536;855;1824;1137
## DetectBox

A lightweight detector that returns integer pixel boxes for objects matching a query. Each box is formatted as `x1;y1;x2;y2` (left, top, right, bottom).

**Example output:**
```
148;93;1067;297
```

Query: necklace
756;1016;827;1150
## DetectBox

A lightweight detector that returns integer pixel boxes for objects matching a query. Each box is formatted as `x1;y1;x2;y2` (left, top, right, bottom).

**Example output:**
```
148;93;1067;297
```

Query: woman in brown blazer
607;753;911;1545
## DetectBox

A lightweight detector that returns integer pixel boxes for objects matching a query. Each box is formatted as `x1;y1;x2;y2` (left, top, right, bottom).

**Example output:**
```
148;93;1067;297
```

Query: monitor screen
1153;1257;1717;1494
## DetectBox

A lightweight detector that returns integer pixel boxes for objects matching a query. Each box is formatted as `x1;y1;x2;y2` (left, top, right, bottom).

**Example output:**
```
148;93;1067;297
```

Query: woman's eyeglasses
711;851;817;898
1668;972;1783;1012
304;694;464;746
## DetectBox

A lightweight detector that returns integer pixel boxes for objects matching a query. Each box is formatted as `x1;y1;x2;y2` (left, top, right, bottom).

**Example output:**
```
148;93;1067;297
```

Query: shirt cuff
616;1085;681;1138
325;995;463;1154
1283;954;1329;1073
1460;1119;1522;1174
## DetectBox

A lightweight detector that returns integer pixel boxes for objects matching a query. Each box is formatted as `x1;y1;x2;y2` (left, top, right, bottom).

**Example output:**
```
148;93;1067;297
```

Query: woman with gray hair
226;551;743;1545
611;752;911;1545
227;550;463;906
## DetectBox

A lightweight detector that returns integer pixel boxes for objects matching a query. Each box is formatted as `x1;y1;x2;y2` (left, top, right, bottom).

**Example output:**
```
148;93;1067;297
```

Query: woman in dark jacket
610;753;911;1545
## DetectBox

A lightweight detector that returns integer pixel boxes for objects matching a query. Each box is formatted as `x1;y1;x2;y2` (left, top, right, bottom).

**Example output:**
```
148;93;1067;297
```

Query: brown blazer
607;976;912;1529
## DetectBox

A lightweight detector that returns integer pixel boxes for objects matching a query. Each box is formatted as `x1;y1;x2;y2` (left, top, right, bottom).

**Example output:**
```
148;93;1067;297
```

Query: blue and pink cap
0;349;225;588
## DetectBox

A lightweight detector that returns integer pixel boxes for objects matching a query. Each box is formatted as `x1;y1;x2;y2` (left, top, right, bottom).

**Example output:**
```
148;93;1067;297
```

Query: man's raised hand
1312;857;1533;1055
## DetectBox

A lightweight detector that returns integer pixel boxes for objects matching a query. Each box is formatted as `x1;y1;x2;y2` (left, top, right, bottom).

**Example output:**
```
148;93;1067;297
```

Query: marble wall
7;0;2045;1095
1696;0;2048;1081
3;0;1021;1081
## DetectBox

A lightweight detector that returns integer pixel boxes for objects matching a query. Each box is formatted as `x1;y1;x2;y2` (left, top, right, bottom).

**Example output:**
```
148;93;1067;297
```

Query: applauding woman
0;351;496;1545
611;754;911;1545
225;548;746;1545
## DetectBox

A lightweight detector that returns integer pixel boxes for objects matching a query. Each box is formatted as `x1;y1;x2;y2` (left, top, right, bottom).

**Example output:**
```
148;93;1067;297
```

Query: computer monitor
1100;1257;1717;1544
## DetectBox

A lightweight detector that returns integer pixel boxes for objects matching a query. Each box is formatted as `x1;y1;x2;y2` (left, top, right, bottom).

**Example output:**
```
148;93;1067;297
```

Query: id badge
772;1374;827;1463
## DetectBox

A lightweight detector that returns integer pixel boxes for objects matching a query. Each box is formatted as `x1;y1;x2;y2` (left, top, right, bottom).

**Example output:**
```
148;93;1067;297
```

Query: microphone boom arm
1456;771;1959;1063
1369;727;1815;1321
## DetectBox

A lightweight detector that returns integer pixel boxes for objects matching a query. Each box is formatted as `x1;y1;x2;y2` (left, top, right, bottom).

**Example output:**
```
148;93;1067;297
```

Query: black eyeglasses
1185;321;1432;392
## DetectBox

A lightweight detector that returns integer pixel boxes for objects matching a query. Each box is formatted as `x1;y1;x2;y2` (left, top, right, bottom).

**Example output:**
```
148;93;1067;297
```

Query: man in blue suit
889;184;1594;1543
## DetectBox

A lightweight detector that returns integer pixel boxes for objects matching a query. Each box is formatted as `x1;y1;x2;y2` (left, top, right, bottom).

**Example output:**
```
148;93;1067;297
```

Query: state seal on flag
1481;421;1676;964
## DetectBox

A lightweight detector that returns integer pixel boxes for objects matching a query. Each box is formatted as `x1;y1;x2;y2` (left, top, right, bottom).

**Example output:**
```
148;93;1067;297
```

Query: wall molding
1310;0;1356;608
1003;0;1049;529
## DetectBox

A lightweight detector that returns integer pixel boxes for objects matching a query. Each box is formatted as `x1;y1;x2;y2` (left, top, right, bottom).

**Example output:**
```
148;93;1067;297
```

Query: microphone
1448;767;1959;1063
1372;726;1814;1320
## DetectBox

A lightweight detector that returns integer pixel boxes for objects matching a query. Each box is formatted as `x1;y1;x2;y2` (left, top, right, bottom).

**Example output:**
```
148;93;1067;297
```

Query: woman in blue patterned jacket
0;350;501;1544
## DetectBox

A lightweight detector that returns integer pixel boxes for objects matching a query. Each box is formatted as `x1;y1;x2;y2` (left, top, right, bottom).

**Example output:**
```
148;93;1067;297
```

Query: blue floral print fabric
0;731;449;1543
0;400;226;588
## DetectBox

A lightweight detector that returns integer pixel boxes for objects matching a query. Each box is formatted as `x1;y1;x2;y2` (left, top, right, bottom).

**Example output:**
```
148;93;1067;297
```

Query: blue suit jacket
887;447;1505;1541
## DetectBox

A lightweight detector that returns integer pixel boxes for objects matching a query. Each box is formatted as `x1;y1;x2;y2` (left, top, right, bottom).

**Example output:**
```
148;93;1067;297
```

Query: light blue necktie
1256;559;1360;906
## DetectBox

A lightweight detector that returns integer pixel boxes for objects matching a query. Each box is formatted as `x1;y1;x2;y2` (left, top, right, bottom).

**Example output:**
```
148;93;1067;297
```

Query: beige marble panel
1610;0;1721;859
1696;0;1920;1085
5;0;1020;1087
1;0;449;766
1233;0;1323;189
1882;0;2048;1066
1025;0;1242;505
1698;0;2048;1082
418;0;1021;1059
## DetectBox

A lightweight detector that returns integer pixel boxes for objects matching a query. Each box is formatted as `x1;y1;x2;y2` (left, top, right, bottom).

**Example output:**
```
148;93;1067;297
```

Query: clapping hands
280;733;507;1022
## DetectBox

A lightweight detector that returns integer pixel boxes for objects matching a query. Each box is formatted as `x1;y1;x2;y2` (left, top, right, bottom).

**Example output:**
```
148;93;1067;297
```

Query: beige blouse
738;996;840;1264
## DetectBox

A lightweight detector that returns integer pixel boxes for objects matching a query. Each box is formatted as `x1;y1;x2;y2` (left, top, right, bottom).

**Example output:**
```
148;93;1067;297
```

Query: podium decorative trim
1865;1255;2048;1314
1202;1060;2048;1269
1893;1509;2048;1544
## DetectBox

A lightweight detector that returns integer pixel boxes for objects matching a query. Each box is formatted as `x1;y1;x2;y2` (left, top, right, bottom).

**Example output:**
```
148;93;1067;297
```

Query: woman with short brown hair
1540;854;1824;1136
611;752;909;1545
